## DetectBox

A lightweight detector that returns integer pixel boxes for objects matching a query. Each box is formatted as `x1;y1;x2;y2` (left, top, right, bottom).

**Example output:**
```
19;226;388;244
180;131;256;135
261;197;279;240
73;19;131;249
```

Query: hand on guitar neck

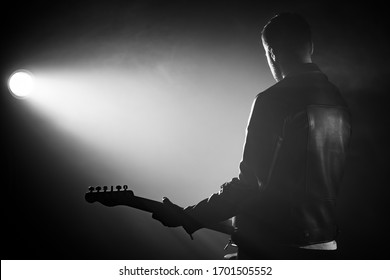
151;197;201;239
151;197;188;227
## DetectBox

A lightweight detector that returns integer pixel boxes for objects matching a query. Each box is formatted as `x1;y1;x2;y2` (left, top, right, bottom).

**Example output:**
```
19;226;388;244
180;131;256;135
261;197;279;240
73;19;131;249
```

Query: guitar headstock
85;185;135;207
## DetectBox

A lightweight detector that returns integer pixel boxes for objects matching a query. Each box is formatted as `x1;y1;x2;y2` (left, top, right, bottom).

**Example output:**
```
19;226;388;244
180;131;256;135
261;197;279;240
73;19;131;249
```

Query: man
152;12;351;259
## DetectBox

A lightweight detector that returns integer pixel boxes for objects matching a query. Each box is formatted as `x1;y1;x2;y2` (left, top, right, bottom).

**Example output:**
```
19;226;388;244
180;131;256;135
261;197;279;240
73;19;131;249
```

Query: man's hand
152;197;186;227
152;197;201;238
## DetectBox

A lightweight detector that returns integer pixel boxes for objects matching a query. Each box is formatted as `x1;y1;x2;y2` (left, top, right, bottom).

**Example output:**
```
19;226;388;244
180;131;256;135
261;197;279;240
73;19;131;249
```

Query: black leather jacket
184;63;351;253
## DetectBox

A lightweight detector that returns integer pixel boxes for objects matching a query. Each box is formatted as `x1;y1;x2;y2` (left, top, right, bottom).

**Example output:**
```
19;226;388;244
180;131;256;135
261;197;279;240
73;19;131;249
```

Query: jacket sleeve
239;93;284;189
183;178;257;234
183;94;282;234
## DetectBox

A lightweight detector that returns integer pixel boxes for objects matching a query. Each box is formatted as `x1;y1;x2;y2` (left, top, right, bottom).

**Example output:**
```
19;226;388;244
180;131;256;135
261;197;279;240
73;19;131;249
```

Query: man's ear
269;47;276;62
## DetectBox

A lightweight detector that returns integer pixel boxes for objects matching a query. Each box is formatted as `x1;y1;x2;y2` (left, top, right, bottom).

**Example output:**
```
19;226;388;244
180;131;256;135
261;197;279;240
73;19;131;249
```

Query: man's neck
280;57;312;79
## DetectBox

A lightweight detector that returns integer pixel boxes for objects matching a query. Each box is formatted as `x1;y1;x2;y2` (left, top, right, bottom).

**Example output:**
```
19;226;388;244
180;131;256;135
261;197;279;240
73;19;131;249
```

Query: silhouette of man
153;12;351;259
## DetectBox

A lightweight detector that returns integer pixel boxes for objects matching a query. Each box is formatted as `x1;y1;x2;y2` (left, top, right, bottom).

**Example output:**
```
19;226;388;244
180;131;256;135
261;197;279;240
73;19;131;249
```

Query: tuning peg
103;186;108;192
110;186;114;192
96;186;102;192
123;185;128;191
88;186;94;193
116;185;122;191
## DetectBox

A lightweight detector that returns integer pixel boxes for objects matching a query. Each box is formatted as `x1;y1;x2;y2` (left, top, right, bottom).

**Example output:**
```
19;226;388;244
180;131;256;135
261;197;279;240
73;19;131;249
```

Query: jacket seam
305;108;310;197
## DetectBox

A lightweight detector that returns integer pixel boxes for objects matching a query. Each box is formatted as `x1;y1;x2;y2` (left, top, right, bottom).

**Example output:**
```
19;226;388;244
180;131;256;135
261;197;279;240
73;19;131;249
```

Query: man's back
236;63;351;257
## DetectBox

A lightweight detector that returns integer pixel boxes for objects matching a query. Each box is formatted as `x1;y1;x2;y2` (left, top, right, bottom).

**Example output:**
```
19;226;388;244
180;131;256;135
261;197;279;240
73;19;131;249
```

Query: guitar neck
123;195;163;213
85;186;235;236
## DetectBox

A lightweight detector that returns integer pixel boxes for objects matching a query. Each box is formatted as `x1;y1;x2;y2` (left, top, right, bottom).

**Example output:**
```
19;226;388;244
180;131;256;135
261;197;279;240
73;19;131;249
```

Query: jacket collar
284;63;323;79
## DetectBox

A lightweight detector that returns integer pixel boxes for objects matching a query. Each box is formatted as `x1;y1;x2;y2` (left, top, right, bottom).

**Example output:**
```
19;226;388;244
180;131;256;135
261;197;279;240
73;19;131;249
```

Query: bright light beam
8;70;35;99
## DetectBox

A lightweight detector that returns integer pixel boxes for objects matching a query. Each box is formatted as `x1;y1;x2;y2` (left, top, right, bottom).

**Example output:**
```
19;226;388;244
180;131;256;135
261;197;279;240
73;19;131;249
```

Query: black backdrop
1;0;389;260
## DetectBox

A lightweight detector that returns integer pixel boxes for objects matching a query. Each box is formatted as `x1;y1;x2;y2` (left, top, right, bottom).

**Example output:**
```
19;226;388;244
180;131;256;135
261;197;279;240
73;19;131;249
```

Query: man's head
261;13;313;81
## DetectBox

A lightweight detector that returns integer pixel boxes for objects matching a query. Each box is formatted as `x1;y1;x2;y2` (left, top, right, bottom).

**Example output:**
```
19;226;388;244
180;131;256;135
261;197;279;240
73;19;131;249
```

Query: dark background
1;0;389;259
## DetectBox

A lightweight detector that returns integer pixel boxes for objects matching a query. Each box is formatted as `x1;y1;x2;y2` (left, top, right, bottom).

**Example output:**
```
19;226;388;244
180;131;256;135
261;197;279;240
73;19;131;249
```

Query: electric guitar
84;184;235;236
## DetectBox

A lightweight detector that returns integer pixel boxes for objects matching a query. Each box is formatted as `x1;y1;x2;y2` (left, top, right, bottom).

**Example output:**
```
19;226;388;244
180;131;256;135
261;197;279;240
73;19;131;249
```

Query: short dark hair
262;12;312;54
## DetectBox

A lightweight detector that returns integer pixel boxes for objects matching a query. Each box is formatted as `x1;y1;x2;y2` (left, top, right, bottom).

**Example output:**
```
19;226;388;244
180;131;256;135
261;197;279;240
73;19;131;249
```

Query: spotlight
8;70;35;99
